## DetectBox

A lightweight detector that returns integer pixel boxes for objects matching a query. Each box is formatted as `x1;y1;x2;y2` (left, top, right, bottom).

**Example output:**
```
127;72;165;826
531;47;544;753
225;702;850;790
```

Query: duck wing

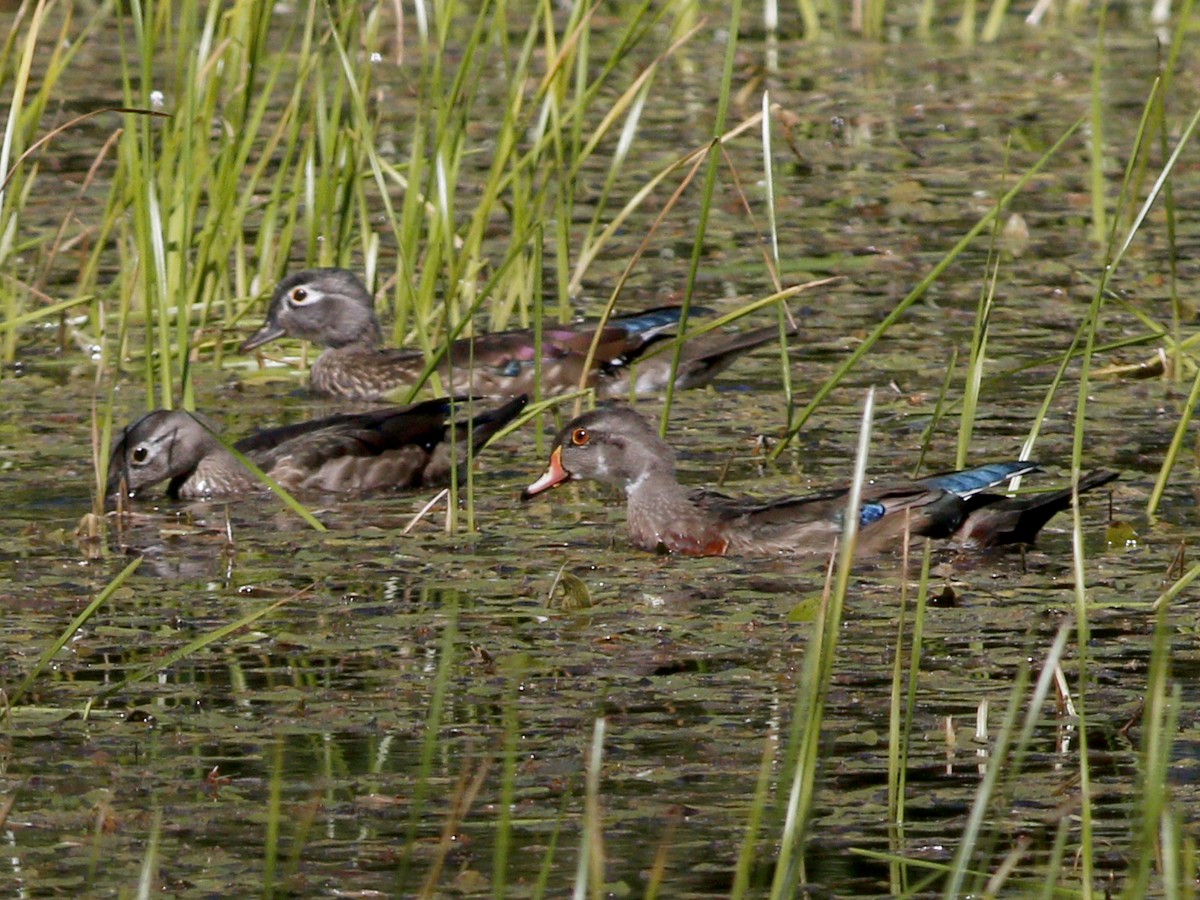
691;461;1046;556
234;397;527;493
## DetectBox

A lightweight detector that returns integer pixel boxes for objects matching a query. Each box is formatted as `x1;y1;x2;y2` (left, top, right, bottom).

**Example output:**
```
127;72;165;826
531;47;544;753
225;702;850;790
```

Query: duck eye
289;287;308;304
132;446;149;464
570;428;590;447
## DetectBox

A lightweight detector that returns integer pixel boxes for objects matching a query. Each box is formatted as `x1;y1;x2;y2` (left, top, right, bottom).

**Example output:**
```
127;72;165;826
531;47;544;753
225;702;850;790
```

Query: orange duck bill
522;446;573;500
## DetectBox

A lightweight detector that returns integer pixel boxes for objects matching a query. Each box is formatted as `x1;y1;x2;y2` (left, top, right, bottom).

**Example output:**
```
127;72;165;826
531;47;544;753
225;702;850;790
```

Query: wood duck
597;324;793;397
240;268;787;400
108;395;526;501
522;405;1118;558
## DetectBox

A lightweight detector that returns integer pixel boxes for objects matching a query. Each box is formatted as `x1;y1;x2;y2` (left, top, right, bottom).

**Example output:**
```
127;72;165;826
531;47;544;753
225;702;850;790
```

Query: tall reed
769;388;876;897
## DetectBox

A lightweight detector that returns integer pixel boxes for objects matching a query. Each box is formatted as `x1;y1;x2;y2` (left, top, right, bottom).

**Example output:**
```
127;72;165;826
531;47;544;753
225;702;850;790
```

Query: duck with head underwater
522;404;1118;558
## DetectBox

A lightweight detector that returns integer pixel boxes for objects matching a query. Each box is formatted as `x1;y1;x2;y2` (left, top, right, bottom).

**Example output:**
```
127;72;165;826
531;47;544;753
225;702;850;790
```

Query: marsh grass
956;219;998;470
860;43;1200;896
1126;594;1187;897
735;19;1200;894
491;667;523;897
770;116;1085;458
262;738;285;898
1054;62;1180;897
656;0;742;429
795;0;1039;42
136;808;162;900
567;718;608;899
886;537;932;833
834;61;1200;897
32;0;799;517
767;388;876;897
396;597;459;889
5;0;1200;896
0;1;102;363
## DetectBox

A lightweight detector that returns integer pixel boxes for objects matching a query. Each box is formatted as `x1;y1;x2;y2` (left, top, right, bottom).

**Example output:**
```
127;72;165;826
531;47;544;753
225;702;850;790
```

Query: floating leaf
549;571;593;611
787;594;821;623
1106;520;1139;548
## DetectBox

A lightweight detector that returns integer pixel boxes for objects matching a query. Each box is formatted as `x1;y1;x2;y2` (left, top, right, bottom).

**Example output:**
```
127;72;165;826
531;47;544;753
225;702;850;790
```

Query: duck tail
670;325;797;390
461;394;528;451
956;469;1119;547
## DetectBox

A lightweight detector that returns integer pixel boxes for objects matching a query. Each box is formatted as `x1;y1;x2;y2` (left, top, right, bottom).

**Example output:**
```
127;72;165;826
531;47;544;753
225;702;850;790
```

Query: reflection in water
0;17;1183;899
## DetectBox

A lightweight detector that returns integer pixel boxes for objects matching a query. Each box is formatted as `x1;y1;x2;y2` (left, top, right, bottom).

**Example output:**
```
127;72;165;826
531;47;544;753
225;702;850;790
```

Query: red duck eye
570;428;590;446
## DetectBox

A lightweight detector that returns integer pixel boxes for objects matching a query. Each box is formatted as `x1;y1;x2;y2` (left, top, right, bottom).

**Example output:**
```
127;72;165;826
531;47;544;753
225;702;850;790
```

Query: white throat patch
625;471;649;495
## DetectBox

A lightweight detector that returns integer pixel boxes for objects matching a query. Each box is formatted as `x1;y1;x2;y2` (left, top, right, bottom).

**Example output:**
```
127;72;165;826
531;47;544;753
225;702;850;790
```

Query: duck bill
521;446;572;500
240;321;286;353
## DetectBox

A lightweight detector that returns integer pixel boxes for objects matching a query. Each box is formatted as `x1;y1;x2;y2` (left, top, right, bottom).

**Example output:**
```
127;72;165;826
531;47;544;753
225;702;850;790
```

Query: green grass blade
771;116;1084;458
574;717;607;900
1087;8;1108;244
396;595;459;891
191;423;327;532
1147;362;1200;517
85;592;297;709
263;738;284;900
660;0;742;429
731;730;779;899
7;555;142;708
771;388;874;897
136;807;162;900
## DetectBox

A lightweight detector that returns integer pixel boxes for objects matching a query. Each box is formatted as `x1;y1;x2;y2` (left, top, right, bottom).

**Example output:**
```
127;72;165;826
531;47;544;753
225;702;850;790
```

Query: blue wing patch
858;501;887;527
925;461;1037;497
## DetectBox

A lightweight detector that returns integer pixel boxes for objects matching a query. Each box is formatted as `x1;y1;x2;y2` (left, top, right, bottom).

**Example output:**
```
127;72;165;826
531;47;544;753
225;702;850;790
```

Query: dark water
1;7;1195;898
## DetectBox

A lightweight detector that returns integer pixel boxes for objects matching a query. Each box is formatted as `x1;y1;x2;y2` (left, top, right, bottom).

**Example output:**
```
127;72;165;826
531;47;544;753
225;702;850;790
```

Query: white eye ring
287;286;322;306
131;445;150;465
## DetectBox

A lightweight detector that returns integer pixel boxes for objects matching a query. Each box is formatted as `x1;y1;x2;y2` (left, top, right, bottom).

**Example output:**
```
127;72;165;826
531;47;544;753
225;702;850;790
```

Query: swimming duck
522;404;1118;558
240;268;787;400
108;396;526;500
598;324;792;396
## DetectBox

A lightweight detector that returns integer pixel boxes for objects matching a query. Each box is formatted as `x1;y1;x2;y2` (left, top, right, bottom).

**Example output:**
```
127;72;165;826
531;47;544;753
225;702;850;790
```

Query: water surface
0;9;1190;897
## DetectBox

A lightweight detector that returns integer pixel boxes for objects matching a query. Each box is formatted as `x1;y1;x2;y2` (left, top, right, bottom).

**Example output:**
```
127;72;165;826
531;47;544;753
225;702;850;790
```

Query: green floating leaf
836;729;880;747
787;594;822;623
549;571;593;611
1106;520;1139;549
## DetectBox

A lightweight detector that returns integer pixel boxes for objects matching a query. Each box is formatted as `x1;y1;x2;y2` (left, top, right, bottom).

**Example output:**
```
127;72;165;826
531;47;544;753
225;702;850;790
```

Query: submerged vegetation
2;0;1200;895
